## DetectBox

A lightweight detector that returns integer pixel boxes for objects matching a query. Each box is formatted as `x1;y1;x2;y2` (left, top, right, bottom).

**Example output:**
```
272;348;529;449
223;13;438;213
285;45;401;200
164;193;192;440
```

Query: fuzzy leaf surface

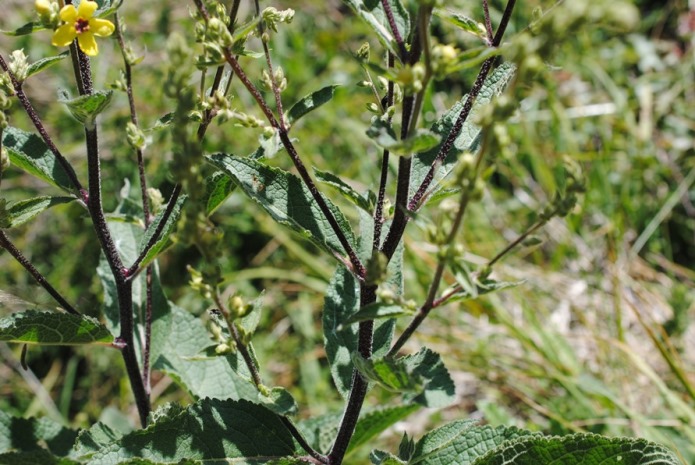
26;51;71;78
409;421;533;464
135;193;187;269
315;168;373;214
341;303;413;327
349;404;420;453
0;311;113;346
471;432;681;465
286;85;340;125
352;348;456;408
86;399;301;465
207;154;355;259
0;411;78;456
58;90;113;127
2;127;76;194
409;62;516;199
0;196;75;229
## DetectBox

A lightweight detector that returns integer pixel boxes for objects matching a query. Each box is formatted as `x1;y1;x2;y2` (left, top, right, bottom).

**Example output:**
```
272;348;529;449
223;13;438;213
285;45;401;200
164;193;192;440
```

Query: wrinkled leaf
286;85;340;125
205;170;236;215
0;311;113;346
2;127;76;194
85;399;301;465
353;348;456;408
58;89;114;128
409;421;533;464
349;404;420;453
0;411;78;456
26;51;70;79
207;154;355;260
135;193;187;269
0;196;75;229
471;432;681;465
409;62;516;199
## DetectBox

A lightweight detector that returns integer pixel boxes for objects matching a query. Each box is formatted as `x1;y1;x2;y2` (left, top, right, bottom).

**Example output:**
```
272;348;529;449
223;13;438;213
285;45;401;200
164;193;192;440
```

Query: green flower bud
126;122;147;150
355;42;370;64
262;7;295;32
147;187;164;214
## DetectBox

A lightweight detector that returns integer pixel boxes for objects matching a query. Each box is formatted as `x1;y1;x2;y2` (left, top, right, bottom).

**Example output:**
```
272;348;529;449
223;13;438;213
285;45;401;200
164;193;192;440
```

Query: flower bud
8;50;29;84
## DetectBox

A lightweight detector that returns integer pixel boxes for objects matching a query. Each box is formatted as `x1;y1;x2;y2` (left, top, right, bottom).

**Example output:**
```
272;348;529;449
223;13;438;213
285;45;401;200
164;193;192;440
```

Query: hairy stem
0;54;84;196
0;231;78;314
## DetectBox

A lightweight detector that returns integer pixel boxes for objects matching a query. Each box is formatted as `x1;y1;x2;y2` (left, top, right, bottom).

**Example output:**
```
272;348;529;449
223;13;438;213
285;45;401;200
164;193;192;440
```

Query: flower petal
59;4;77;22
52;24;77;47
77;32;99;56
89;18;115;37
77;0;98;19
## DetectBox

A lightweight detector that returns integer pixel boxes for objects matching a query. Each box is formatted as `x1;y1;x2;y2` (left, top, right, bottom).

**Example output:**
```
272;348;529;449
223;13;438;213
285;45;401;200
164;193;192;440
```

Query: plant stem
373;53;395;249
380;0;408;61
0;231;78;314
0;54;84;197
127;184;183;277
222;50;365;278
482;0;494;43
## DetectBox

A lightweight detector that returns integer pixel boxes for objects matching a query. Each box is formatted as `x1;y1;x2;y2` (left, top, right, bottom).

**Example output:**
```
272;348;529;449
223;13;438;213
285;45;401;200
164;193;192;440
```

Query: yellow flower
51;1;114;56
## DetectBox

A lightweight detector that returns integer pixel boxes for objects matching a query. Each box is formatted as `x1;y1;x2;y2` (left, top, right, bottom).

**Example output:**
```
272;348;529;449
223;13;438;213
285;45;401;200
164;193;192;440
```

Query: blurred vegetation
0;0;693;462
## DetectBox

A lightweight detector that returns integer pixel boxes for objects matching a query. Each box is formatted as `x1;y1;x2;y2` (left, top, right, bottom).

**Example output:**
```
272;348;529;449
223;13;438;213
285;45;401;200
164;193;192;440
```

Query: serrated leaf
286;85;340;125
367;119;441;156
136;193;187;269
0;311;113;346
409;422;534;465
471;432;681;465
0;450;80;465
86;399;301;465
315;168;373;213
353;348;456;408
0;411;79;457
341;303;413;327
2;127;77;194
0;196;75;229
409;62;516;199
343;0;410;58
26;51;70;79
206;154;355;260
370;450;406;465
73;422;123;459
0;22;45;36
58;89;113;128
434;8;488;38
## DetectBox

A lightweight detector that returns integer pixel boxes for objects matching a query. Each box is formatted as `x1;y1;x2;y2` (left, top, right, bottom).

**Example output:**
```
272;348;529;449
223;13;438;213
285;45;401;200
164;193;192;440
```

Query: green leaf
471;432;681;465
58;90;114;128
434;8;488;39
0;196;75;229
205;170;236;215
0;311;113;346
0;411;78;456
315;168;373;214
353;348;456;408
86;399;301;465
367;119;441;156
409;62;516;198
26;51;70;79
73;422;124;459
286;85;340;125
343;0;410;59
370;450;406;465
135;193;187;269
206;154;355;260
446;277;523;304
296;412;343;455
2;127;76;194
409;421;534;465
0;22;45;36
341;303;413;327
154;304;297;415
0;450;80;465
349;404;420;453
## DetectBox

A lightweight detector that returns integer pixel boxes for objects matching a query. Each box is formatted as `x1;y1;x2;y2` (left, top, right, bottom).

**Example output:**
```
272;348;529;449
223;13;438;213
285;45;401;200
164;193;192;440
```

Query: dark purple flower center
75;18;90;34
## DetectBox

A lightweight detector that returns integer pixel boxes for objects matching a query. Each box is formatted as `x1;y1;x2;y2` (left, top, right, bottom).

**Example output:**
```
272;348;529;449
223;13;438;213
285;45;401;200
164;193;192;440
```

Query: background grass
1;0;693;462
